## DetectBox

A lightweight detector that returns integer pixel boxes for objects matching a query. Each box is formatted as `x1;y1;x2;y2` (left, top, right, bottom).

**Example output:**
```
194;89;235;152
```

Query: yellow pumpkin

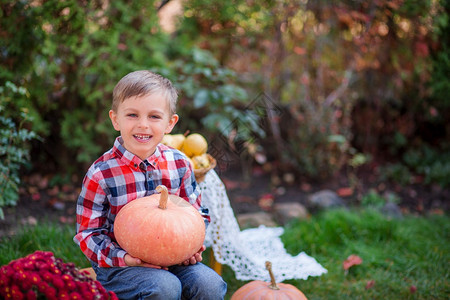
231;261;308;300
181;133;208;157
114;185;205;267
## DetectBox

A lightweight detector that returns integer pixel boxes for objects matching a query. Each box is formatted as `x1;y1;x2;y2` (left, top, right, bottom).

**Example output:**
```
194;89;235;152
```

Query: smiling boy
74;70;227;299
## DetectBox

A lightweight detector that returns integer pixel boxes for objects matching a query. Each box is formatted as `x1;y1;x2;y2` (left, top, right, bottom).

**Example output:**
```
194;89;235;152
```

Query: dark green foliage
0;0;253;177
0;82;39;219
380;144;450;188
429;0;450;108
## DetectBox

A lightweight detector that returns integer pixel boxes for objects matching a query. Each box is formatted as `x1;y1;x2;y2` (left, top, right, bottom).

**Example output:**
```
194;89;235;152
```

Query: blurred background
1;0;449;218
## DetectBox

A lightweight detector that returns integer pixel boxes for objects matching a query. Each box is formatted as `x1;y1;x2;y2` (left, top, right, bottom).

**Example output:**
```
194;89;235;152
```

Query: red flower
53;268;61;275
3;266;15;278
19;273;33;291
58;290;70;299
61;274;72;281
25;290;37;300
41;271;53;282
37;281;50;294
1;251;117;300
53;276;65;290
66;280;77;291
44;286;57;298
10;284;24;300
29;274;41;285
109;291;119;300
0;272;10;286
69;291;83;299
23;261;34;270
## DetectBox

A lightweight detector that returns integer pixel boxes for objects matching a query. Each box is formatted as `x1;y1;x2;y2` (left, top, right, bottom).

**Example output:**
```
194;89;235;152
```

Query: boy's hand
180;245;206;266
124;254;168;270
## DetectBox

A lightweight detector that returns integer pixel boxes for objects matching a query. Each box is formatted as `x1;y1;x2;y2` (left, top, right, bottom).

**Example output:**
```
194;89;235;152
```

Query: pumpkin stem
265;261;280;290
156;185;169;209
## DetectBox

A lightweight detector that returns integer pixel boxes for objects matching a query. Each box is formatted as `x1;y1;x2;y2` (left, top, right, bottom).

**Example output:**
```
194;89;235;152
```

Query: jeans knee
142;276;182;300
185;274;227;299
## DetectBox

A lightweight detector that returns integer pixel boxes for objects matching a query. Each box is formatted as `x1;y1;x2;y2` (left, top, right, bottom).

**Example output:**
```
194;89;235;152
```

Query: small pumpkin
114;185;205;267
231;261;308;300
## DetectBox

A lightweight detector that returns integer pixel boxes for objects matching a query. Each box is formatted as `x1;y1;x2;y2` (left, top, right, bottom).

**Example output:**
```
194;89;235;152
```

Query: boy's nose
138;118;149;128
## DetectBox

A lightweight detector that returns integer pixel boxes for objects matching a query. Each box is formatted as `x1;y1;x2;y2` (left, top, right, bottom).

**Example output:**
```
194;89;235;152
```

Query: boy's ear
109;110;120;131
165;114;179;134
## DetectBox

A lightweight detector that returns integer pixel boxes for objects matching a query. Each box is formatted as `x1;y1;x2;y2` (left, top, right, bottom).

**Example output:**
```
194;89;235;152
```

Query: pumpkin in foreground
114;185;205;267
231;261;308;300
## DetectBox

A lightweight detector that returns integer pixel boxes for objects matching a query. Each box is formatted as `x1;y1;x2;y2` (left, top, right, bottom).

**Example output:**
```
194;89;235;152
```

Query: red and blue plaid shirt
73;137;209;267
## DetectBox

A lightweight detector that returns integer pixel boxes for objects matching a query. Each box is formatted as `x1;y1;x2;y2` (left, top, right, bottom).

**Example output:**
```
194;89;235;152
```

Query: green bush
0;82;39;219
1;1;256;176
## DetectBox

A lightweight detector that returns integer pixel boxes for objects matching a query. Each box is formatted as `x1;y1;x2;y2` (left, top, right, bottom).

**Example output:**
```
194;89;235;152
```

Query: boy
74;70;227;299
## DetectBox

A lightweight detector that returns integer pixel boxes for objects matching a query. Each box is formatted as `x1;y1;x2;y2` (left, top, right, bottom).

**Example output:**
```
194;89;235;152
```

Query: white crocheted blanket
200;170;327;281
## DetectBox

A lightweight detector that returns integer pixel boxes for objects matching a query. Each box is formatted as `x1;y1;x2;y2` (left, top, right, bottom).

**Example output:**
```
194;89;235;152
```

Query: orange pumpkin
231;261;308;300
114;185;205;267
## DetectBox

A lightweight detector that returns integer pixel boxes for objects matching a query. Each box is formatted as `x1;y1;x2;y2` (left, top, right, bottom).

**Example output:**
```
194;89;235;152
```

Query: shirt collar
113;136;161;169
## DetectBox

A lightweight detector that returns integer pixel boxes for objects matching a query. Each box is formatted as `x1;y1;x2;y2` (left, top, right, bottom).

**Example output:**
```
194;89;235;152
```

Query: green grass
0;222;89;268
1;210;449;299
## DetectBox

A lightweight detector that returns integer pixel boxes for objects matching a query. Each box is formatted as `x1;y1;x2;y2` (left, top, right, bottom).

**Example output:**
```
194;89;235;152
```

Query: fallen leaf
283;173;295;185
233;195;254;203
343;254;363;273
365;280;375;290
59;216;75;224
300;182;312;192
21;216;38;226
337;187;353;197
222;178;241;190
31;193;41;201
258;193;274;211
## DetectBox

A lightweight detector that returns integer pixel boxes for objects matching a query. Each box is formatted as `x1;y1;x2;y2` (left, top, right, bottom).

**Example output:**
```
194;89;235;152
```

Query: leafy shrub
403;145;450;187
378;163;413;186
1;1;258;177
378;144;450;187
0;82;39;219
158;48;250;137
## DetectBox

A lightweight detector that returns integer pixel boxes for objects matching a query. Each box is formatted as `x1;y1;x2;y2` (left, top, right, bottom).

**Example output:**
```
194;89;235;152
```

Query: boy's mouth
134;134;151;141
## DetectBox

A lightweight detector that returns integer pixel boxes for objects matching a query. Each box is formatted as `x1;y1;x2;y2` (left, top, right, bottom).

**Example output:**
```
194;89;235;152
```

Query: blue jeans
92;263;227;300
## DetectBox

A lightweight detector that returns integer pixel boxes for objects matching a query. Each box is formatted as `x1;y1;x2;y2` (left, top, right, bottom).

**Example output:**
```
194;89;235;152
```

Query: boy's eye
150;115;162;119
127;113;138;118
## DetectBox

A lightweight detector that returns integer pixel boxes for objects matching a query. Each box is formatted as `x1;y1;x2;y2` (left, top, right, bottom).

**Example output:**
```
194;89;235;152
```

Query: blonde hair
112;70;178;114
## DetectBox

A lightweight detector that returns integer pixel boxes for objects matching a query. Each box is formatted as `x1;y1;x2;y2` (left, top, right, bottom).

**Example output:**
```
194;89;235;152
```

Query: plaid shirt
73;137;209;267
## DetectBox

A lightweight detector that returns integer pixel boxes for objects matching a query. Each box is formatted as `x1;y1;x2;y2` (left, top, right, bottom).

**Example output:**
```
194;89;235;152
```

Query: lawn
1;209;448;299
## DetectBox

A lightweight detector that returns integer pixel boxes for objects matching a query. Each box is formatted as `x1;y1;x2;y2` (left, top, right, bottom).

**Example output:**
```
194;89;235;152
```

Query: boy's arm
73;173;127;267
179;158;211;226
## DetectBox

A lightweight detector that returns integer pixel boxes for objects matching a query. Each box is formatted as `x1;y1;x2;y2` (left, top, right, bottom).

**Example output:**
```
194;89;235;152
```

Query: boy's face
109;93;178;160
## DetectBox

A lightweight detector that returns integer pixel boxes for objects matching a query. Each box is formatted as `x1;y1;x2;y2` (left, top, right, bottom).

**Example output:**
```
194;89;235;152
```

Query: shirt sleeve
178;158;211;227
73;169;127;267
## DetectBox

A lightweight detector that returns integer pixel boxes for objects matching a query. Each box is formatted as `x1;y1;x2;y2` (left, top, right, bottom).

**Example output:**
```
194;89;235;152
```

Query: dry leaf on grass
343;254;363;275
